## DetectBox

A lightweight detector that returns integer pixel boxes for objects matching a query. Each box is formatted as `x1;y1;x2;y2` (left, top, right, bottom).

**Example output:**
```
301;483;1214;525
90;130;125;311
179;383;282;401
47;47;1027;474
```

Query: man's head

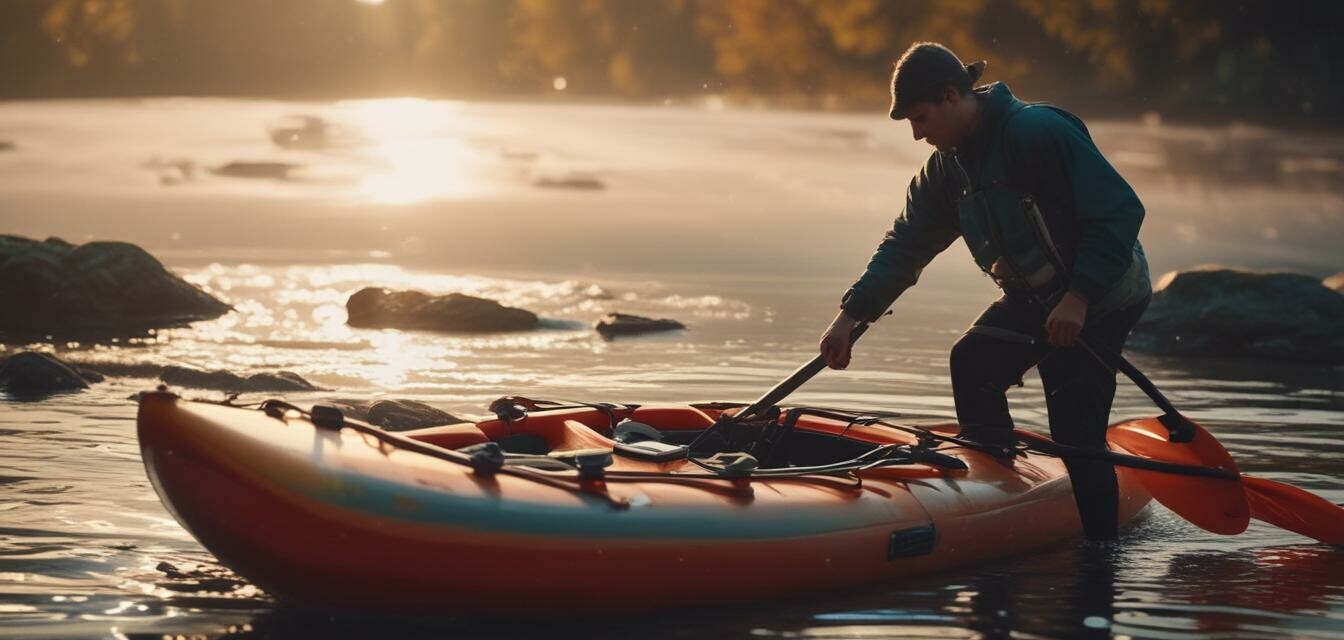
889;42;986;151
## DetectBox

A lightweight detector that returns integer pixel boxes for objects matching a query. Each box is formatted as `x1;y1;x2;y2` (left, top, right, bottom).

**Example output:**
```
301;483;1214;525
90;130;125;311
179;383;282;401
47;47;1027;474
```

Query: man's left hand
1045;290;1088;347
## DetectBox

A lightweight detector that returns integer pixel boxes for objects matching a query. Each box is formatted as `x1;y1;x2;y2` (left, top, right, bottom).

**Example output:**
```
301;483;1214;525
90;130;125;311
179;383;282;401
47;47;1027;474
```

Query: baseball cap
890;42;986;120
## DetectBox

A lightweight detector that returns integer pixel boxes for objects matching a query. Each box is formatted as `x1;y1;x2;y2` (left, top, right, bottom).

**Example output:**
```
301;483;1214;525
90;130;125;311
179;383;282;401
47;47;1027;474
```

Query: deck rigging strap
488;395;632;434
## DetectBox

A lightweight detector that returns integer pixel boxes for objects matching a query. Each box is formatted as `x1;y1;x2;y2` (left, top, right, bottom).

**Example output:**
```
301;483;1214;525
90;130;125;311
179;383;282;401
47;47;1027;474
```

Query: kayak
136;390;1153;616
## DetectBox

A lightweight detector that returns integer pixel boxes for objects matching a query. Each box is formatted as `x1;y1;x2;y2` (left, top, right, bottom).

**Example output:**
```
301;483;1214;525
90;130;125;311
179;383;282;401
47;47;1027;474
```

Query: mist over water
1;98;1341;638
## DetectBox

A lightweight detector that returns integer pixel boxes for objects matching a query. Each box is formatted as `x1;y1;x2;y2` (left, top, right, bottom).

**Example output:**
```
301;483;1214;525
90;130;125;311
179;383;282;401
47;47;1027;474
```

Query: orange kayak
136;391;1153;616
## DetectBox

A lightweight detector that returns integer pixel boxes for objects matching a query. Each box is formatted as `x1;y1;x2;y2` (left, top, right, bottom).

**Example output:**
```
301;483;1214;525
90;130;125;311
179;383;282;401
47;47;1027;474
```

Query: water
1;97;1341;638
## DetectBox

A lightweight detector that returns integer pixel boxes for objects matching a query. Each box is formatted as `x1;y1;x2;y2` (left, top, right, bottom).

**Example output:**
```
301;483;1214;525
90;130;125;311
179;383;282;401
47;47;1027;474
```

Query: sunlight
344;98;484;204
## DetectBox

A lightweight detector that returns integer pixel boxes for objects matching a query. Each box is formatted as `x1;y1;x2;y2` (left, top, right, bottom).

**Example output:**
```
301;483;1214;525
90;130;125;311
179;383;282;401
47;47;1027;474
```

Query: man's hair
889;42;986;120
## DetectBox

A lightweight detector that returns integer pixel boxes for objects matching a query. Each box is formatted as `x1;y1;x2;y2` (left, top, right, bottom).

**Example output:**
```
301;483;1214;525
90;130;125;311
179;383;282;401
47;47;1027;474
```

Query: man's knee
948;333;980;382
950;331;1030;391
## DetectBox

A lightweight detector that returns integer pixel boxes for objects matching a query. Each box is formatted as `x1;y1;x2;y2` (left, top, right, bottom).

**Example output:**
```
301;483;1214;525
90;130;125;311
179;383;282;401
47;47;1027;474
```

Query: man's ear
941;86;961;106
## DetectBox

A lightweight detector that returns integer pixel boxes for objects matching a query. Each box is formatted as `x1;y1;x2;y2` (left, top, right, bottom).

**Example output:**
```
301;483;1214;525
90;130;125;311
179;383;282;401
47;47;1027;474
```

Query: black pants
949;294;1150;540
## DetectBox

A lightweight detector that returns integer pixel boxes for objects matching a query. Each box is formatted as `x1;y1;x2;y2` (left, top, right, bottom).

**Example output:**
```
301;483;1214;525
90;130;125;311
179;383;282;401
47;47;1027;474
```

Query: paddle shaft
734;322;869;422
1023;436;1237;479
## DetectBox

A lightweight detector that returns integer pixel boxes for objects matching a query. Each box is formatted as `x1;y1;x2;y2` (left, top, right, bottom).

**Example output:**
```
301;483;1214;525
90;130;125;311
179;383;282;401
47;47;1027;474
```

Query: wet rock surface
1129;267;1344;363
0;235;231;341
346;288;539;333
0;351;95;396
324;398;463;431
159;366;322;392
594;312;686;337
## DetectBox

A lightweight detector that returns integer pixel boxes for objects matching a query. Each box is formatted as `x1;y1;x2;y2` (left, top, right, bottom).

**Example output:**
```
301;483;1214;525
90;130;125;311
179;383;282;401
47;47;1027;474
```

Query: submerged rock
0;235;231;341
594;312;686;337
160;366;322;392
324;398;463;431
346;288;538;333
1129;267;1344;363
533;175;605;190
0;351;93;395
210;161;301;180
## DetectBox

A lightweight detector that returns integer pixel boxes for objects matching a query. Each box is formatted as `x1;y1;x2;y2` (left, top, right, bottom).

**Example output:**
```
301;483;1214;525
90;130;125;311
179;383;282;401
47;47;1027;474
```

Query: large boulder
160;366;322;392
0;235;231;341
324;398;463;431
0;351;94;396
594;312;686;337
1129;267;1344;363
346;288;538;333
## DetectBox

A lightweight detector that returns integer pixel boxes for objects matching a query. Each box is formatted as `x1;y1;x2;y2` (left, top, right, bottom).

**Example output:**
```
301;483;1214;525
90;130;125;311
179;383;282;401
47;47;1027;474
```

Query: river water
0;97;1341;638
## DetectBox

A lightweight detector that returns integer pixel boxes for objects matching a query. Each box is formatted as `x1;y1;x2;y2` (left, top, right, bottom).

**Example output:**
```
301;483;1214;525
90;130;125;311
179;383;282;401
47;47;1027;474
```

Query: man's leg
951;297;1049;445
1037;298;1150;540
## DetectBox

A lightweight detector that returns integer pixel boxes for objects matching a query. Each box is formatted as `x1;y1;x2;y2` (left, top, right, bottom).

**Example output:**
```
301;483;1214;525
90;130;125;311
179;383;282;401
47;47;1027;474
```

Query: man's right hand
819;310;862;370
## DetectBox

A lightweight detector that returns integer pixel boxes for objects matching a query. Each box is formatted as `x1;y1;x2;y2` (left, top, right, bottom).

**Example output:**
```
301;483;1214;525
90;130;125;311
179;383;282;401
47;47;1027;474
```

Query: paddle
1242;476;1344;545
1106;419;1344;544
1104;417;1249;535
731;322;869;422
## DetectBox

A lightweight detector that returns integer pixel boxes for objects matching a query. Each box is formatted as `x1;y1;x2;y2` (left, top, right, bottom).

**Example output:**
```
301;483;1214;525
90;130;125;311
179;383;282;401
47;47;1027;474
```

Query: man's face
904;89;962;151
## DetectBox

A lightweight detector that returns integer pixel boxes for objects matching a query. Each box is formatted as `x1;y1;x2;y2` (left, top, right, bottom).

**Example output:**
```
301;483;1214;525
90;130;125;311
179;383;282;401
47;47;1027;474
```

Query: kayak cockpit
402;402;900;472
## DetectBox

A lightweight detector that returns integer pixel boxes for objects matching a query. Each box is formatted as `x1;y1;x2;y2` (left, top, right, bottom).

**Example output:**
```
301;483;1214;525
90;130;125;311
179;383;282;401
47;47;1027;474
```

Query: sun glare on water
345;98;484;205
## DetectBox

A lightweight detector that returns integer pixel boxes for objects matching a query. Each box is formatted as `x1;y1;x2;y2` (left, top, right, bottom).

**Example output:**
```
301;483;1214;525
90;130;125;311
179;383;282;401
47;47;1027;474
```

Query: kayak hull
137;391;1152;615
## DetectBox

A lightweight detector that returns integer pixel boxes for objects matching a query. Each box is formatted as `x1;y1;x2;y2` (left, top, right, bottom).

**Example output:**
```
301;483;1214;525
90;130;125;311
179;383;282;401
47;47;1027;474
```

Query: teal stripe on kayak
286;466;900;540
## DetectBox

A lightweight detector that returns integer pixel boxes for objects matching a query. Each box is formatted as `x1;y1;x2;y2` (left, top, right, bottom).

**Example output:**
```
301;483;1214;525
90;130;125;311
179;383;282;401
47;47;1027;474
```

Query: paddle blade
1243;475;1344;545
1108;417;1250;535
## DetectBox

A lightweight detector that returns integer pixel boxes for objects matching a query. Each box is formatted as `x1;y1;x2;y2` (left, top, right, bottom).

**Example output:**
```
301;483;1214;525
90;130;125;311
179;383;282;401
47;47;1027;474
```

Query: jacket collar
954;82;1023;160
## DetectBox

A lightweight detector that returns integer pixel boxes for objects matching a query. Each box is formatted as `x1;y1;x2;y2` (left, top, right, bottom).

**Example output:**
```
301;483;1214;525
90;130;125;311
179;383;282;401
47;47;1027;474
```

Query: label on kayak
888;524;938;559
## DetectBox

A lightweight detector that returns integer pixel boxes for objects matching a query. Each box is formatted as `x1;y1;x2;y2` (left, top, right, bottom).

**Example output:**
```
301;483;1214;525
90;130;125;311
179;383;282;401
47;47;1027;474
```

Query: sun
343;98;483;205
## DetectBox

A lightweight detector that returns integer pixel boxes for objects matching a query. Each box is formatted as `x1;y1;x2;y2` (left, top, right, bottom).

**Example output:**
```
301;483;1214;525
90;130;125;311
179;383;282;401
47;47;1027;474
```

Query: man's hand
820;310;862;369
1045;290;1088;347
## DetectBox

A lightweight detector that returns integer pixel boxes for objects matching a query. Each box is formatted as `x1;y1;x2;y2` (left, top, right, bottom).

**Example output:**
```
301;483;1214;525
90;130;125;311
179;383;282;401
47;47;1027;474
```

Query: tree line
1;0;1338;126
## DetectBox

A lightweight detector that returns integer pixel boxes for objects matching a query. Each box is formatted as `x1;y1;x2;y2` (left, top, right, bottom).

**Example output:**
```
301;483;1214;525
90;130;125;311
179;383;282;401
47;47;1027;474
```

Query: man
818;42;1152;541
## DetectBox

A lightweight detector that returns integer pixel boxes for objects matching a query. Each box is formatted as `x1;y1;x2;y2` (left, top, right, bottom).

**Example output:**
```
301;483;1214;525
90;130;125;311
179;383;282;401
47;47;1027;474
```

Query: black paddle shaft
733;322;869;422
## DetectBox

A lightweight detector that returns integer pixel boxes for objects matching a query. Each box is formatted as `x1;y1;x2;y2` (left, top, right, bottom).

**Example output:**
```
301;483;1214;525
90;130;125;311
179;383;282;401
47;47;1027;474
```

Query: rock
0;235;231;341
533;174;605;190
594;312;686;337
210;161;301;180
325;398;463;431
0;351;92;395
268;115;332;150
1324;272;1344;294
346;288;538;333
1129;267;1344;363
160;366;322;392
266;115;362;150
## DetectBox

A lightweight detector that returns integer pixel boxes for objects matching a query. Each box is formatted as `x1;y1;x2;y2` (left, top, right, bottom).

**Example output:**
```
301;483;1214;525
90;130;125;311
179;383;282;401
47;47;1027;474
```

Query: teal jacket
841;82;1149;322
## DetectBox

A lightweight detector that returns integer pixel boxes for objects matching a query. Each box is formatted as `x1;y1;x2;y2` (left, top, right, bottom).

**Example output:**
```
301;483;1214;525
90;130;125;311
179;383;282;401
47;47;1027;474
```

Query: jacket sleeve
840;157;960;322
1008;108;1144;303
